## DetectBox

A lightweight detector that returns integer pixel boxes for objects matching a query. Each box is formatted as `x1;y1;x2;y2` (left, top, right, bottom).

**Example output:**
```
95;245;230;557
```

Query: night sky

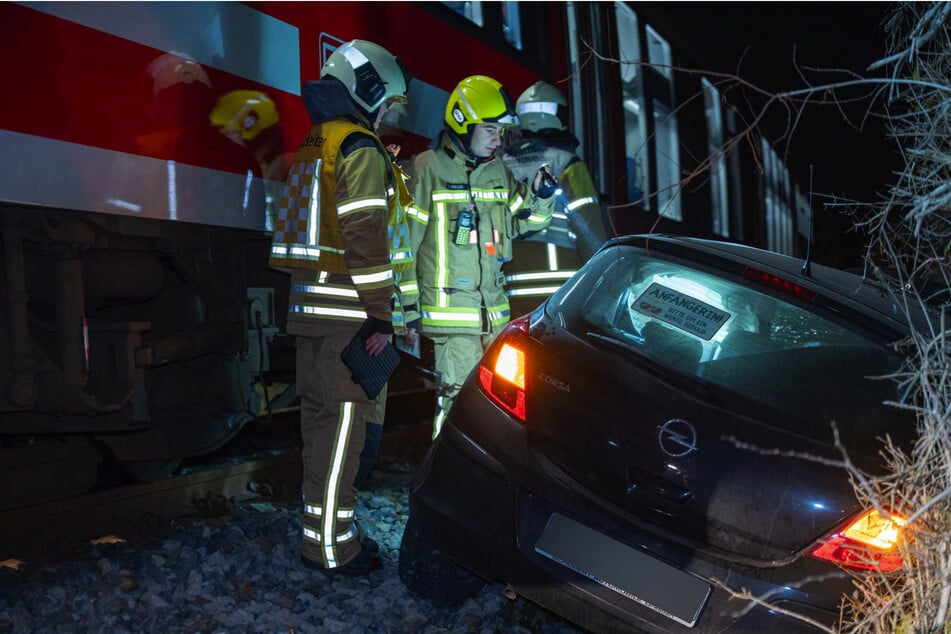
647;2;902;205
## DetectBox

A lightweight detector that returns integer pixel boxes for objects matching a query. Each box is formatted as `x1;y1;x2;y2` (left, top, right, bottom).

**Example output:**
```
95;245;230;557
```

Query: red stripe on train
1;3;308;175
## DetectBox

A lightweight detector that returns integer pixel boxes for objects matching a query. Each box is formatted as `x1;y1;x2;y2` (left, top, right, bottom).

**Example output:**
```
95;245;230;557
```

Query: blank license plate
535;513;711;627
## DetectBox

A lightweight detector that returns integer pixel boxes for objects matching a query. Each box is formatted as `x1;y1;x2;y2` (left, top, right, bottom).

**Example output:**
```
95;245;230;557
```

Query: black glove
533;166;559;199
357;316;394;340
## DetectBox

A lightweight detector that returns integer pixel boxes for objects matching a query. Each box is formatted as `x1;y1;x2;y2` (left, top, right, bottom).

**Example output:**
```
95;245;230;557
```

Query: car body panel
404;234;916;632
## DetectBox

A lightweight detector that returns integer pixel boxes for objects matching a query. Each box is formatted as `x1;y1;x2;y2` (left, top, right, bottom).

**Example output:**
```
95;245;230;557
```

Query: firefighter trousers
296;332;381;569
430;332;494;439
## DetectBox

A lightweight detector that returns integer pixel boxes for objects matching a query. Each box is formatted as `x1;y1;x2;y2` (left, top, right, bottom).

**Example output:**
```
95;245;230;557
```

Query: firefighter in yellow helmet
404;75;557;439
500;80;610;318
211;90;280;143
269;39;415;577
211;90;291;230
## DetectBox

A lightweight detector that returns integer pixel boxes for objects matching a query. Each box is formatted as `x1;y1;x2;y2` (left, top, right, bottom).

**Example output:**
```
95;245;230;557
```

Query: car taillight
478;315;530;423
742;266;818;303
810;509;907;572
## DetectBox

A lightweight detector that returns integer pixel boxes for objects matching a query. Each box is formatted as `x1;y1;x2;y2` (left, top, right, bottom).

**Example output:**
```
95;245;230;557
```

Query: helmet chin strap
446;127;493;167
448;128;476;159
349;102;376;128
369;106;383;130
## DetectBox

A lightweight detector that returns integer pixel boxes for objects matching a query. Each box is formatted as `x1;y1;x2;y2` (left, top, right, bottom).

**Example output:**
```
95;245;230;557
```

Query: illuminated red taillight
742;266;818;303
478;315;530;423
810;509;907;572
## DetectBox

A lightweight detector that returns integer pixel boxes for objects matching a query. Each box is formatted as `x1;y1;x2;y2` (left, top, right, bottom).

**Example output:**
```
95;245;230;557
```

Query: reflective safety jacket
500;134;608;317
270;114;417;336
405;131;555;335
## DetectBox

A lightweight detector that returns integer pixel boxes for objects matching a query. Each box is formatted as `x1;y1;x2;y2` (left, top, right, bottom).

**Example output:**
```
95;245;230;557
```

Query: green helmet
444;75;518;136
516;81;568;132
321;39;411;114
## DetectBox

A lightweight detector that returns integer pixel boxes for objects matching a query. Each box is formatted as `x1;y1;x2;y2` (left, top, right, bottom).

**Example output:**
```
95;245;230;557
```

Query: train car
0;1;803;505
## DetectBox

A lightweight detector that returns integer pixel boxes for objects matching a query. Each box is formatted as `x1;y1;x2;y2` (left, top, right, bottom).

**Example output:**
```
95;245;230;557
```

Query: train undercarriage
0;203;293;508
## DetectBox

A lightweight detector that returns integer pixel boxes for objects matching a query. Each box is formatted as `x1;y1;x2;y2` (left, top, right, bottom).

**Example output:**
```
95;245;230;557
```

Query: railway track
0;393;435;568
0;438;302;564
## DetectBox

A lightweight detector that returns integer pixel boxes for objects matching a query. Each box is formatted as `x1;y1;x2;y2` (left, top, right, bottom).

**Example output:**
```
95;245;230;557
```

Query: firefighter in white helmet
269;39;416;577
500;80;609;318
404;75;557;440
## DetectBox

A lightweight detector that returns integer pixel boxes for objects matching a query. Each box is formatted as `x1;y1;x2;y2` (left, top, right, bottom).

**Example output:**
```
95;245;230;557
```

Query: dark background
651;1;901;201
644;1;902;259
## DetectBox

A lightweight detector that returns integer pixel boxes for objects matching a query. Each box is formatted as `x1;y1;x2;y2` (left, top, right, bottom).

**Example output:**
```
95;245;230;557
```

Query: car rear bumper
409;409;841;633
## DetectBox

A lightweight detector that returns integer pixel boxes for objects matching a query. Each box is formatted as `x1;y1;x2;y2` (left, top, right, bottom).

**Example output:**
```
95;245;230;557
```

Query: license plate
534;513;711;627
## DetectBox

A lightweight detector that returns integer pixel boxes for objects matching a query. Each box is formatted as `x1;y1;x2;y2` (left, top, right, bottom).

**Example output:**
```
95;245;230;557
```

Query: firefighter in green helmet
403;75;558;440
500;80;610;319
269;39;416;577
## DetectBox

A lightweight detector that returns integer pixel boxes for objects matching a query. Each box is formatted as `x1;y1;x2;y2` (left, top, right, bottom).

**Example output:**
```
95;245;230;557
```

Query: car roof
607;234;927;335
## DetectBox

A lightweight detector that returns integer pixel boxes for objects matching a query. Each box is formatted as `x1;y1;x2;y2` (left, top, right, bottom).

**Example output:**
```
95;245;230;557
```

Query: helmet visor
488;112;518;127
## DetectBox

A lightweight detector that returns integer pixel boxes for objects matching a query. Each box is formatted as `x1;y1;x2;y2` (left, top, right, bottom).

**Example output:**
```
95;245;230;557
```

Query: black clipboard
341;327;401;399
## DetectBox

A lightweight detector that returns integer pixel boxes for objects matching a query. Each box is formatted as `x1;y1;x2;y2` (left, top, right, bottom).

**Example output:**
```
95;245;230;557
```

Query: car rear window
549;246;906;428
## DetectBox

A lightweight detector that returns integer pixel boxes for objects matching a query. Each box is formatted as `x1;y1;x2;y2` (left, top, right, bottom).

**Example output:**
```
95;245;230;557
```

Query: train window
441;1;484;27
565;3;584;154
502;2;523;50
761;138;794;255
646;25;681;222
646;25;672;79
795;185;811;246
654;102;682;221
614;2;649;208
703;78;730;237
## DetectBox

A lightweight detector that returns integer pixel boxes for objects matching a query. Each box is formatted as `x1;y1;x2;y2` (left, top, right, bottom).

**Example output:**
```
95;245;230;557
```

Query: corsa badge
539;373;570;393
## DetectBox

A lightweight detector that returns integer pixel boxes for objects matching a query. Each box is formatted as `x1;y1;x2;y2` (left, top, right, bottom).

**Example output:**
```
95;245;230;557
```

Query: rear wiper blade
585;331;720;404
586;330;641;354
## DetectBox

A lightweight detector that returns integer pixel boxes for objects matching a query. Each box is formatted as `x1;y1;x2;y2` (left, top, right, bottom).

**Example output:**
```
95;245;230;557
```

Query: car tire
398;513;485;605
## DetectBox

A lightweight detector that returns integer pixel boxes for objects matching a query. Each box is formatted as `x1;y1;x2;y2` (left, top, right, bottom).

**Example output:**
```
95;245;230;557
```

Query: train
0;1;808;506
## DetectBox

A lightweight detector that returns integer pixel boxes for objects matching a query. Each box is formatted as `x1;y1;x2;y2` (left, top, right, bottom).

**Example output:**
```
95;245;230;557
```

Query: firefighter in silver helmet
269;39;416;577
500;80;610;318
403;75;557;440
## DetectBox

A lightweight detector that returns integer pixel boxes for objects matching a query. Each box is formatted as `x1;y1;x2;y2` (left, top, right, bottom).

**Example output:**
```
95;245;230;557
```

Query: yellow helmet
444;75;518;136
516;81;568;132
210;90;279;140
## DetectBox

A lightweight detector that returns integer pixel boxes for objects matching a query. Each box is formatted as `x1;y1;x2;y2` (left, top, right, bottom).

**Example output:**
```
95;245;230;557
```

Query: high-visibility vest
271;118;417;334
269;119;413;276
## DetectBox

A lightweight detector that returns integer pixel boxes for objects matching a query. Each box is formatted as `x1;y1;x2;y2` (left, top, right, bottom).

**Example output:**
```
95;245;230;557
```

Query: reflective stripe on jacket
405;131;554;335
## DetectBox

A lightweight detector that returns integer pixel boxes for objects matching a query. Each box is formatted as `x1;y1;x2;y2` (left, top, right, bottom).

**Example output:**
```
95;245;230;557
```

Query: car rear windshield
549;246;907;433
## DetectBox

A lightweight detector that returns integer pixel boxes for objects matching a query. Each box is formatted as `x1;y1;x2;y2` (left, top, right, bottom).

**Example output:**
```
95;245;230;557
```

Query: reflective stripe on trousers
297;333;379;568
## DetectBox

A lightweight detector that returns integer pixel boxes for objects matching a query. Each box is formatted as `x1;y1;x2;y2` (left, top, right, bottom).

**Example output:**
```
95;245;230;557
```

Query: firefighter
269;39;416;577
210;90;291;230
404;75;557;440
500;80;610;318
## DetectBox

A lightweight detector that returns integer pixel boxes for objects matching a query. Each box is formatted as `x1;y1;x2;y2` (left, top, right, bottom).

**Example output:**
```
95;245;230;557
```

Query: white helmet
516;81;568;132
321;39;410;113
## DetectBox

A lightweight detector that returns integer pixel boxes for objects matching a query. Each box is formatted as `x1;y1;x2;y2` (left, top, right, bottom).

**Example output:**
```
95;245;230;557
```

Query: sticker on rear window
631;283;731;341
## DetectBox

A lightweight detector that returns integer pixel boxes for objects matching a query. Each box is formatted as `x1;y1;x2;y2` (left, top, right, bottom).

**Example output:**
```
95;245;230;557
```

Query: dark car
399;234;920;632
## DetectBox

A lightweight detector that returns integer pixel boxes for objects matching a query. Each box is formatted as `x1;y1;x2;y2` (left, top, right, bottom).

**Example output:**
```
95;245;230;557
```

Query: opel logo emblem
658;418;697;457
